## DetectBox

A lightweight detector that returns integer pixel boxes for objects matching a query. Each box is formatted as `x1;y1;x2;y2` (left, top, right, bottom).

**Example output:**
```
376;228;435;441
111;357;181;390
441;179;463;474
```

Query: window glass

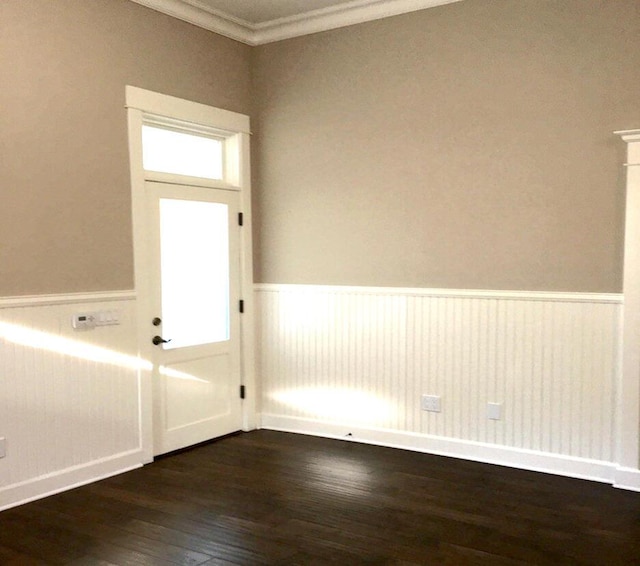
159;198;230;349
142;125;223;179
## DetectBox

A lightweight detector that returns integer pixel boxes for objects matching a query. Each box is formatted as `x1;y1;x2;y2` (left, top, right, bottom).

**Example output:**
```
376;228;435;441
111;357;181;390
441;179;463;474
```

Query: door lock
152;335;172;346
152;317;162;326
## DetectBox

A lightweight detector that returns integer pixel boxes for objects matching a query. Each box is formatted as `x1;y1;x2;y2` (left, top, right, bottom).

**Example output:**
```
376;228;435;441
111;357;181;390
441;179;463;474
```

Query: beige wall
252;0;640;292
0;0;251;296
2;0;639;296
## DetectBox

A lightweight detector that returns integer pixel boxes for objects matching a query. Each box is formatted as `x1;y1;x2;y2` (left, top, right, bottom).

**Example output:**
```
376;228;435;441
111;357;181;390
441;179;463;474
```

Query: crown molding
252;0;464;44
128;0;465;45
128;0;252;43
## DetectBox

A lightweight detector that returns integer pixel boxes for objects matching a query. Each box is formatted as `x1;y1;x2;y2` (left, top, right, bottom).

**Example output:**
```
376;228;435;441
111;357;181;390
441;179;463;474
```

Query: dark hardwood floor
1;430;639;565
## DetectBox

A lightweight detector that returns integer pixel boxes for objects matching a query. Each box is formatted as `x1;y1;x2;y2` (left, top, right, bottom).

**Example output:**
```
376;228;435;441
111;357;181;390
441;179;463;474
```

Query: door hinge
240;385;246;399
239;299;244;313
238;212;244;226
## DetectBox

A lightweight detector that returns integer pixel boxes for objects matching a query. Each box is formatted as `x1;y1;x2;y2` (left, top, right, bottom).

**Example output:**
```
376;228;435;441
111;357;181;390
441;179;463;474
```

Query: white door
146;181;242;456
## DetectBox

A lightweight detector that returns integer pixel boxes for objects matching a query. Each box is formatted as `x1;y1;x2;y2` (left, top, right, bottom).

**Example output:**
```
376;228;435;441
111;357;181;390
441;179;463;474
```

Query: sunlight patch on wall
158;365;210;384
0;321;147;371
270;387;394;425
277;289;333;328
0;321;209;384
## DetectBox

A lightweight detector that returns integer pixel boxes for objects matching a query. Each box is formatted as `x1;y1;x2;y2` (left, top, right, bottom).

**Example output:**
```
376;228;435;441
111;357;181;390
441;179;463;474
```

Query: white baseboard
260;414;625;486
0;449;144;512
613;467;640;492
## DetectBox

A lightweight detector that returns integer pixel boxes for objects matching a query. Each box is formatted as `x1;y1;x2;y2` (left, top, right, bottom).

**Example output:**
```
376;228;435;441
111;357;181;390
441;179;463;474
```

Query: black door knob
152;335;171;346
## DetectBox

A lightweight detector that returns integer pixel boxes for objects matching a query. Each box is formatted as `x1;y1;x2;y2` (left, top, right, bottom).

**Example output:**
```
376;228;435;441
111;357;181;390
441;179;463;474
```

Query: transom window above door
142;124;224;180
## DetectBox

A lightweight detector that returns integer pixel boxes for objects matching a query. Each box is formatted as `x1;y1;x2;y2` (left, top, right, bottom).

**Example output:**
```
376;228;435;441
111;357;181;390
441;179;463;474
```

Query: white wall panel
257;285;621;465
0;293;143;510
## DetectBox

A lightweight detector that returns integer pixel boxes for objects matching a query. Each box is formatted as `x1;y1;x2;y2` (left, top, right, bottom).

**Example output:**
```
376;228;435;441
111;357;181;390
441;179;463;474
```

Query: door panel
146;181;242;456
164;355;231;430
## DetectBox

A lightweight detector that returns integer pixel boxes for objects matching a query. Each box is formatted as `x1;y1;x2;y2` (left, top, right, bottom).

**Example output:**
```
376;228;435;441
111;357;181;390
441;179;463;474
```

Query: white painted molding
257;285;626;486
260;414;618;486
0;450;143;512
128;0;252;43
0;290;136;309
128;0;465;45
617;129;640;472
252;0;464;44
126;86;250;134
613;467;640;492
254;283;622;304
126;86;256;457
615;129;640;143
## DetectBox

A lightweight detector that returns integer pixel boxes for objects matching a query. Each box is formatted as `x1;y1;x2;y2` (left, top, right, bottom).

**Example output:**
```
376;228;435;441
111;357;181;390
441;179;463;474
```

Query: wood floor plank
0;543;50;565
15;504;214;566
1;430;639;565
66;558;120;566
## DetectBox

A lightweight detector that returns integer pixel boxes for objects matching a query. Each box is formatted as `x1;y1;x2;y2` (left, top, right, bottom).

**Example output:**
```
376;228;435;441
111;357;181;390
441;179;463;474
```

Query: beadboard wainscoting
256;284;628;485
0;292;144;511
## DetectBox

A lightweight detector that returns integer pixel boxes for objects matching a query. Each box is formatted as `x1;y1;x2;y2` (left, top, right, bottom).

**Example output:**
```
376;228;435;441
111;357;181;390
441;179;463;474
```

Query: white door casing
126;86;256;462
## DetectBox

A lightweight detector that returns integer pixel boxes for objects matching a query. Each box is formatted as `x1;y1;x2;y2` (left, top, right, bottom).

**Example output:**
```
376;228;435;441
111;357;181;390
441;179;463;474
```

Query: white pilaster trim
616;129;640;472
614;129;640;143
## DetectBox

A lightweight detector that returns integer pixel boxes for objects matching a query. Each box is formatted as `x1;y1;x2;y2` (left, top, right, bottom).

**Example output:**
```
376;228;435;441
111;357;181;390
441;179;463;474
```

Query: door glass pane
143;125;223;179
159;198;229;349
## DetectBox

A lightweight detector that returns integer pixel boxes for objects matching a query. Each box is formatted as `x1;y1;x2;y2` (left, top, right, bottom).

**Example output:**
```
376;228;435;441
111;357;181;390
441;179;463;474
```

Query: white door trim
126;86;256;462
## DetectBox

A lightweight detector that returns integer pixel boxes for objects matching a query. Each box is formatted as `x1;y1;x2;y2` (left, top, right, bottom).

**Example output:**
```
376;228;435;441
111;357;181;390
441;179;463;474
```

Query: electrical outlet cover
488;402;502;420
421;395;441;412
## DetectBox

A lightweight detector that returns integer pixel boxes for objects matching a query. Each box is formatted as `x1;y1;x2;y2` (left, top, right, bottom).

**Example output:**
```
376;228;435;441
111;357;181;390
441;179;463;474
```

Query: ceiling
129;0;464;45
